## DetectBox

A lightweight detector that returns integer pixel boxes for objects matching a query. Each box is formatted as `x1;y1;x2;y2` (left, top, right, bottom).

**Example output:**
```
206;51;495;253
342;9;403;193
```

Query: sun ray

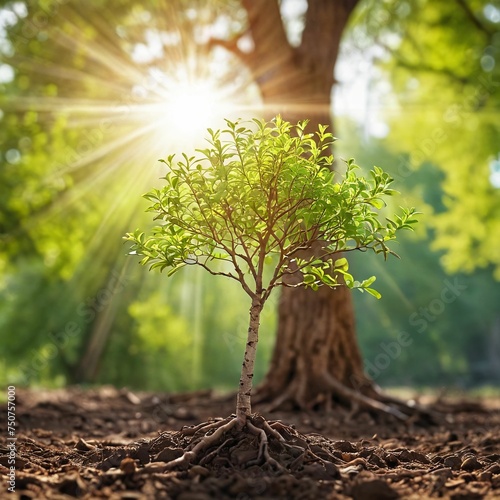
1;1;263;356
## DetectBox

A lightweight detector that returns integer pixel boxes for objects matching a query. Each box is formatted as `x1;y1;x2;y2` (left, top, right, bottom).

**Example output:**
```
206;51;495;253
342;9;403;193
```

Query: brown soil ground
1;387;499;499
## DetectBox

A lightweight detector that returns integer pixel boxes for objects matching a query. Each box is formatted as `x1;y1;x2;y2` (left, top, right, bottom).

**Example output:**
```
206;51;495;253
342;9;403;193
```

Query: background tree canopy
0;0;499;391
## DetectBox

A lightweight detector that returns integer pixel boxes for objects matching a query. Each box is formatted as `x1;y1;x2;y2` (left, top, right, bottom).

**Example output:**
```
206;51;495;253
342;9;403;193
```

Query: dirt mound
1;387;499;499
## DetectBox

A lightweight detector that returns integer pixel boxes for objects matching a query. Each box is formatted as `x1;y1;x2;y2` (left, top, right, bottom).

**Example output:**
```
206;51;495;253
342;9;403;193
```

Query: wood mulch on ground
1;387;499;499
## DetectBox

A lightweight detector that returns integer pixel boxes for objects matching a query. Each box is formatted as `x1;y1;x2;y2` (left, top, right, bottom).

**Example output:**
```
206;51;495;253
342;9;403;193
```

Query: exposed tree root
147;414;341;477
255;372;439;425
371;384;439;420
322;372;412;421
159;416;240;471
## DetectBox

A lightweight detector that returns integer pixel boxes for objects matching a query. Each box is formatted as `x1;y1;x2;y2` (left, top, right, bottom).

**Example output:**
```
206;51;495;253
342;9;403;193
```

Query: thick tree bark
259;280;373;410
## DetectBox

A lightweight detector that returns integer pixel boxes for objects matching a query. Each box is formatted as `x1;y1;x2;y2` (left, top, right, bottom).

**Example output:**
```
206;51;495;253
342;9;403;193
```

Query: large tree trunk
240;0;372;406
260;282;373;409
228;0;429;420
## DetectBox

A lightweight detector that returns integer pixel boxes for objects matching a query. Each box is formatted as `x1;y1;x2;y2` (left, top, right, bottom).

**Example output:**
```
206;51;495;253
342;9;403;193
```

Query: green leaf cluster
125;117;417;301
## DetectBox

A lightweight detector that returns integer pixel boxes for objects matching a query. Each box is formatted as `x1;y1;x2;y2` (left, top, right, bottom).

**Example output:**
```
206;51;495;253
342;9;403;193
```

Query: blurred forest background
1;0;499;394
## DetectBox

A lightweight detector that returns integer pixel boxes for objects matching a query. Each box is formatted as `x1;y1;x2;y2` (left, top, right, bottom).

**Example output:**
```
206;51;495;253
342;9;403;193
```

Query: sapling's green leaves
364;288;382;299
124;117;418;301
334;257;348;272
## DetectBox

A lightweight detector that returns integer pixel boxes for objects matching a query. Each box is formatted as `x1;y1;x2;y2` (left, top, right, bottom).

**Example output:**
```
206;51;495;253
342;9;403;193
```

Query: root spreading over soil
1;387;499;499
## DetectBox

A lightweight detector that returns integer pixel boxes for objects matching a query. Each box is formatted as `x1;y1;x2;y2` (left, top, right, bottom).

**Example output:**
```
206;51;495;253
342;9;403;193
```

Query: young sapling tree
125;116;417;469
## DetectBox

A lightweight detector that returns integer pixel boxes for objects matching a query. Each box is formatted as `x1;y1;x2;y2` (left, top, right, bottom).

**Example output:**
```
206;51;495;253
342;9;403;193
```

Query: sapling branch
196;262;238;282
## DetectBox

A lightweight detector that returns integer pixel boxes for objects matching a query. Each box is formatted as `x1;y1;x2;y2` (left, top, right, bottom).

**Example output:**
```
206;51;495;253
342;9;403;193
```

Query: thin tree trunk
236;296;263;425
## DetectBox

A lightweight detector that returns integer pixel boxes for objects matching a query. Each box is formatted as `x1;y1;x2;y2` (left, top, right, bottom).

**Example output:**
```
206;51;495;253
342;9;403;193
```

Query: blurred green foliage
0;0;499;392
336;119;500;388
